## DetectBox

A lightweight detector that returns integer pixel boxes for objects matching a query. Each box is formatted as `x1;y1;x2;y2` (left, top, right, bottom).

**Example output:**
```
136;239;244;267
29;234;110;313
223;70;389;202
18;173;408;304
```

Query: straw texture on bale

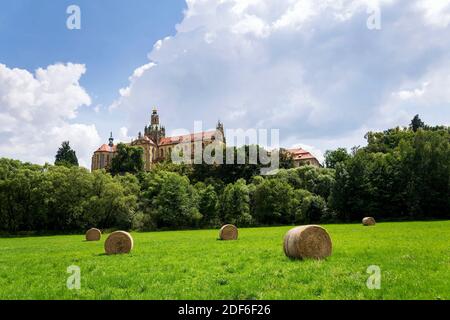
85;228;101;241
104;231;134;255
219;224;238;240
362;217;376;226
283;225;332;260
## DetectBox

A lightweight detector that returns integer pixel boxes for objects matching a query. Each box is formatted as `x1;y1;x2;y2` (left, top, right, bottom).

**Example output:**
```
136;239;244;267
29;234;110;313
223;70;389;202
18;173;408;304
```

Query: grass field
0;221;449;300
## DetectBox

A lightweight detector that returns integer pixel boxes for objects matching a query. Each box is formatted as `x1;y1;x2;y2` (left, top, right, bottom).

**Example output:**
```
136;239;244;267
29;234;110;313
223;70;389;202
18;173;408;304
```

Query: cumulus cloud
0;63;100;167
117;126;135;142
110;0;450;159
417;0;450;27
376;60;450;127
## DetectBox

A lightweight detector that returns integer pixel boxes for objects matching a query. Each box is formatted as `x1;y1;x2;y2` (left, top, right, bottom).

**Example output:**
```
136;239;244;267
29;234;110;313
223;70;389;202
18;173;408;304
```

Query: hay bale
362;217;376;226
283;225;332;260
219;224;238;240
85;228;101;241
104;231;134;255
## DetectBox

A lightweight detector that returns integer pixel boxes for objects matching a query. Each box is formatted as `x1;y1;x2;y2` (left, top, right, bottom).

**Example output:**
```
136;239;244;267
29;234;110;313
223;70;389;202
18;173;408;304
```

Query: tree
55;141;78;167
219;179;252;226
324;148;351;169
85;171;138;230
190;145;267;184
410;114;425;132
110;143;144;175
330;152;372;221
252;178;295;225
279;148;295;169
330;126;450;221
141;171;201;229
297;194;328;224
195;182;219;227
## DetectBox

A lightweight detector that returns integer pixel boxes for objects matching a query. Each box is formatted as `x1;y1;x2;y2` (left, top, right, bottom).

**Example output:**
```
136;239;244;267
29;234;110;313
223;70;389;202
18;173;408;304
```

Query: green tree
279;148;295;169
84;170;138;230
110;143;144;175
0;163;43;232
296;194;328;224
219;179;252;226
252;178;295;225
324;148;351;169
55;141;78;167
277;166;335;200
141;171;201;228
410;114;425;132
195;182;219;227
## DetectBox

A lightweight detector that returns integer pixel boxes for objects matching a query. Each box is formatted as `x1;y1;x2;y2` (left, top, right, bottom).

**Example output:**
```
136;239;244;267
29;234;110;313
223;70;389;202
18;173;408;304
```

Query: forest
0;116;448;233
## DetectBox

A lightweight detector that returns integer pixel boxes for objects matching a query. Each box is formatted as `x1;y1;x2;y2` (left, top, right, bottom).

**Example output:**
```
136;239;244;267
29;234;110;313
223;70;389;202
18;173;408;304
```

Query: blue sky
1;0;450;167
0;0;186;140
0;0;185;96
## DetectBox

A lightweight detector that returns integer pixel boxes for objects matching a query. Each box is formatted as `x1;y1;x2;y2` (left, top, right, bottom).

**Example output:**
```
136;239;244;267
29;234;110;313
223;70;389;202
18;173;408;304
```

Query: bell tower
108;132;114;147
146;107;165;143
151;107;159;127
216;120;225;143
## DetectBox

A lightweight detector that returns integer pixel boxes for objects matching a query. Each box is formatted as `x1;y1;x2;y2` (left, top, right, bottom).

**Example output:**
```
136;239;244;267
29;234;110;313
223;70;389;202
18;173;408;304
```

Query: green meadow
0;221;448;300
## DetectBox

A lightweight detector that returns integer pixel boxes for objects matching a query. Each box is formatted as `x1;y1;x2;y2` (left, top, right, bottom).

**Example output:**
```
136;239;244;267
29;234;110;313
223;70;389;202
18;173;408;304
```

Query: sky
1;0;450;168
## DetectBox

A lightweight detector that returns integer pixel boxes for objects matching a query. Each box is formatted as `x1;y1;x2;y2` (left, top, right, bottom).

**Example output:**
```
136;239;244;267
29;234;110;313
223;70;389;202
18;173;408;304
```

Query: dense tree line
0;160;138;233
0;116;448;233
0;158;334;233
331;125;450;221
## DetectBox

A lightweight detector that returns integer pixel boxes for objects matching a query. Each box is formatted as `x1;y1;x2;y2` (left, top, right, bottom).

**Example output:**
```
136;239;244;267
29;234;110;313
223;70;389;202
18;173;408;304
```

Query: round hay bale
85;228;101;241
283;225;332;260
104;231;134;255
362;217;376;226
219;224;238;240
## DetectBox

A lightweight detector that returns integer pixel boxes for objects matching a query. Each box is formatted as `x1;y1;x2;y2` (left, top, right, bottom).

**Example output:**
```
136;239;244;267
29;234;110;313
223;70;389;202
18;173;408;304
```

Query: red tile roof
95;144;117;153
287;148;317;161
159;130;217;146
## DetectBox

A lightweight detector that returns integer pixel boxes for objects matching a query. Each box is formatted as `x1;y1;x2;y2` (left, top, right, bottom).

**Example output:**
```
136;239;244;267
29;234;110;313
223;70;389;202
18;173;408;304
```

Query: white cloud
394;82;429;100
272;0;317;30
110;0;450;155
232;14;270;37
0;63;100;168
117;126;134;142
417;0;450;27
377;63;450;127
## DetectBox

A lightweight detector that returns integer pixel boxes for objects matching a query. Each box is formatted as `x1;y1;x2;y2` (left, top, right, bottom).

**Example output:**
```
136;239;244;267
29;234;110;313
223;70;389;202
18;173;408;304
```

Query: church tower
216;120;225;143
151;107;159;127
146;107;165;143
108;132;114;147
